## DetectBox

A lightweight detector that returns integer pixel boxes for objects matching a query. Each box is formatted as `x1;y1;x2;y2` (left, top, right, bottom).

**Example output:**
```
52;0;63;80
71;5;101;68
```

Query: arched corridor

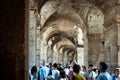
0;0;120;80
29;0;120;71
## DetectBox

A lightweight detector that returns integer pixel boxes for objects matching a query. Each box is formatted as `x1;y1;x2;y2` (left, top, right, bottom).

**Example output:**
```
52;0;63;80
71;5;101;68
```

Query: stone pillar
73;53;77;61
47;46;51;63
58;47;64;64
53;44;58;63
84;35;88;67
77;47;84;65
47;39;53;63
46;46;49;63
116;3;120;66
64;51;68;65
36;26;41;67
88;34;103;66
29;9;36;70
40;41;47;63
68;52;73;62
35;8;41;68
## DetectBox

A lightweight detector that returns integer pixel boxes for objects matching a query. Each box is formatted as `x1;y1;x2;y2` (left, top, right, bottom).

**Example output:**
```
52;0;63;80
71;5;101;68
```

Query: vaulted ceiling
35;0;118;55
37;0;107;53
37;0;117;12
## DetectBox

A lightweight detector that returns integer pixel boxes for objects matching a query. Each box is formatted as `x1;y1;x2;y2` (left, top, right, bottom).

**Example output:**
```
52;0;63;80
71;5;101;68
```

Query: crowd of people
29;61;120;80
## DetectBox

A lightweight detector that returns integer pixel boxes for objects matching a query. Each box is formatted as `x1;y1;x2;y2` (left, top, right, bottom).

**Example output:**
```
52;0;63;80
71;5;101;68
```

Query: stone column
83;35;88;67
68;52;73;62
64;51;68;65
116;3;120;66
53;44;58;63
58;53;63;64
77;47;84;65
35;5;41;68
47;46;53;63
36;26;40;68
73;53;77;61
40;41;47;63
29;9;36;70
58;47;64;64
88;34;103;66
47;39;53;63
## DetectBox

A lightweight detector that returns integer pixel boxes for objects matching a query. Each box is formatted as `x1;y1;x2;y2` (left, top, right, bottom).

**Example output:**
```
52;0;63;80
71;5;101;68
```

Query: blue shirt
111;74;116;80
96;72;112;80
39;66;50;80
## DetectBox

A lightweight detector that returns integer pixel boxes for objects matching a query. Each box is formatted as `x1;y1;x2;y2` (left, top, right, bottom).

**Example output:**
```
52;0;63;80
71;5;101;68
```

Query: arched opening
39;2;87;67
27;0;120;78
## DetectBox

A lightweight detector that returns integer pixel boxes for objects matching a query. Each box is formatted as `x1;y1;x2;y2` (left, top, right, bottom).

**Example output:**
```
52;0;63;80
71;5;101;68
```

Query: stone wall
104;7;118;73
104;25;118;73
0;0;25;80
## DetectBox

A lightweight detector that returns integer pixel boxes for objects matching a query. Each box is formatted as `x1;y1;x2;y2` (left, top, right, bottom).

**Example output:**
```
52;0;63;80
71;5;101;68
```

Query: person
72;64;86;80
80;65;87;79
93;67;98;79
68;60;77;80
64;63;70;78
96;61;111;80
86;64;96;80
52;63;60;80
59;69;68;80
31;66;39;80
47;63;53;80
39;61;50;80
111;68;120;80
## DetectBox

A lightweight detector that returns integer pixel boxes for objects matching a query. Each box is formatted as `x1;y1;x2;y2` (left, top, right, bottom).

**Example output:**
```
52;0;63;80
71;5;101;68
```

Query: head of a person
93;68;97;73
88;64;93;71
114;68;120;77
40;61;43;68
81;65;87;71
49;63;52;68
71;60;77;67
73;64;81;74
98;61;108;72
53;63;58;68
31;66;37;75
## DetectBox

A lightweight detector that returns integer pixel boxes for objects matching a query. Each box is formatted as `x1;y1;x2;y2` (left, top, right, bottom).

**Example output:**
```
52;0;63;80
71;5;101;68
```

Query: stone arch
56;42;75;64
47;34;76;50
42;26;76;46
39;0;89;65
58;45;75;54
39;0;106;66
40;0;87;32
40;1;58;27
